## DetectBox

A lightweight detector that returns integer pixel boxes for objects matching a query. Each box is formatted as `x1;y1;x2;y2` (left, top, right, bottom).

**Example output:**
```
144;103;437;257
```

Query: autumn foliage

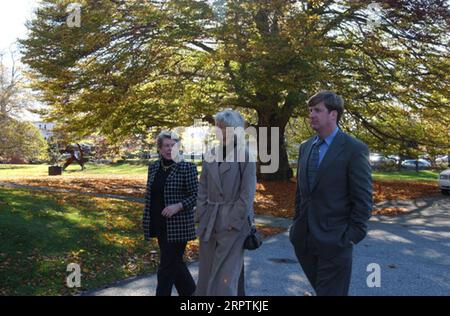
1;176;440;218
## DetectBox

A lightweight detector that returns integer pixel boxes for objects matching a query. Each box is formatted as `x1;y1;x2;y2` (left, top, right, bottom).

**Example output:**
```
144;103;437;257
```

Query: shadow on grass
0;188;159;296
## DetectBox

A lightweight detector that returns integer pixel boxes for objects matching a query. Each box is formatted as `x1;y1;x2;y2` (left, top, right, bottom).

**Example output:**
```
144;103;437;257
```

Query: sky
0;0;41;121
0;0;39;54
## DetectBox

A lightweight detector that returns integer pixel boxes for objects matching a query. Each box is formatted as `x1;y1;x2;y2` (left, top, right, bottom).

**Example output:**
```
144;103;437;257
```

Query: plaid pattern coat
142;160;198;242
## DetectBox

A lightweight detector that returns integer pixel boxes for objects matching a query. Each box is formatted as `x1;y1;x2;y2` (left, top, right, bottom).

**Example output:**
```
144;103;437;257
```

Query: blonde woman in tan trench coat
195;109;257;296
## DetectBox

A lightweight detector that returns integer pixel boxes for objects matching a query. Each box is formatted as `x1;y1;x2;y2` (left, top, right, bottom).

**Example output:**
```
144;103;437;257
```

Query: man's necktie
307;139;324;190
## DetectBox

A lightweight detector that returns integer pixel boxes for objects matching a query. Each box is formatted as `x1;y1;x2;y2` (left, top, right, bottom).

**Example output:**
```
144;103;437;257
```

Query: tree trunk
398;152;405;171
256;111;293;181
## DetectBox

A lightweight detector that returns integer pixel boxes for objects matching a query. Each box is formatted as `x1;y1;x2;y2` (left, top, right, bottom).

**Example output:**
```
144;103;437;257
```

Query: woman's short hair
156;130;180;149
214;109;245;128
307;91;345;124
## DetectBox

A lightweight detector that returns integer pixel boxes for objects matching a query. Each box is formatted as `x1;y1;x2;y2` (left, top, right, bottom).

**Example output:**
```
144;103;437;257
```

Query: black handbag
244;224;263;250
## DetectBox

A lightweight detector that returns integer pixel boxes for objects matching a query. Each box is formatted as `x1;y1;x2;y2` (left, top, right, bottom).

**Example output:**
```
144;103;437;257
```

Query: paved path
83;196;450;296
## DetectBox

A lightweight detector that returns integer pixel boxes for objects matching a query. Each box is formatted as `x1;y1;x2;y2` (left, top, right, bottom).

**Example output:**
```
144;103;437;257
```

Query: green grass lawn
372;170;441;182
0;162;204;180
0;187;160;295
1;163;441;182
290;167;440;182
0;163;149;179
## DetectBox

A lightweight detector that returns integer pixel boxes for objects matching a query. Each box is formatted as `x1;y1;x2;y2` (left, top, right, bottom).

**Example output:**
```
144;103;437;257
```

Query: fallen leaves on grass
2;177;440;220
185;241;199;262
372;207;409;216
256;225;286;238
372;181;439;202
0;176;147;198
101;233;137;247
254;181;296;218
254;179;439;218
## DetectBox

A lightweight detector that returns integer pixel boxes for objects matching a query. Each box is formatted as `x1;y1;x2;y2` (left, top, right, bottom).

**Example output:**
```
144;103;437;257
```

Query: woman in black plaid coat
142;131;198;296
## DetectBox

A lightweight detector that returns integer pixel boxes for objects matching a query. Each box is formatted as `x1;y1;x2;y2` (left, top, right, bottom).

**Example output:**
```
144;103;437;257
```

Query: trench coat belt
203;199;237;242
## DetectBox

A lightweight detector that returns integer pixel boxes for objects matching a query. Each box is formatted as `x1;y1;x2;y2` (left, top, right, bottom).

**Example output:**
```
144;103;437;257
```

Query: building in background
32;121;54;140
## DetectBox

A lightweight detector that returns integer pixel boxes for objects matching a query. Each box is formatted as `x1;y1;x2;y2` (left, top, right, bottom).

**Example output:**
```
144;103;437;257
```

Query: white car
436;155;449;166
401;159;431;169
369;153;396;168
438;169;450;195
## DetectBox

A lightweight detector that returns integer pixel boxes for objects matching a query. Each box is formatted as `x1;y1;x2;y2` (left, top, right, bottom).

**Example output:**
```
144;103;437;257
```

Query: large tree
20;0;449;179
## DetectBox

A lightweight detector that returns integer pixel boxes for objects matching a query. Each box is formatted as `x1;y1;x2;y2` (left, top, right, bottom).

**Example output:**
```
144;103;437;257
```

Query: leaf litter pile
0;175;440;217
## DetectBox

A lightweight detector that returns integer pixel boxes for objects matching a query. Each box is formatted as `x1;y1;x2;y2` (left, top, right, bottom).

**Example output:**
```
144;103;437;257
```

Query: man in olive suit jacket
289;91;373;296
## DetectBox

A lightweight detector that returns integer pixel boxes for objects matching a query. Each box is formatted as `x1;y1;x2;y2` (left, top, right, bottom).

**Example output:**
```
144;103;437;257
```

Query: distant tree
0;51;34;120
0;118;48;163
0;52;47;163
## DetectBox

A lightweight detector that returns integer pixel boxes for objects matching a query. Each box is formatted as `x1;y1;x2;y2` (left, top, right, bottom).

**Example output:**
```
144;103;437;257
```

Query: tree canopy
20;0;449;179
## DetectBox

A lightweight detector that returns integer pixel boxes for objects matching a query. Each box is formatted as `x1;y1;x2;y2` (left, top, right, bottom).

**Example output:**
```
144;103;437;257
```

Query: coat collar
148;159;181;186
206;144;245;195
165;161;181;184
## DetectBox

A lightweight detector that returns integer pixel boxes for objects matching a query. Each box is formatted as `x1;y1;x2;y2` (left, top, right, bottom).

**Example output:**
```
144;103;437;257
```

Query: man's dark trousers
297;230;353;296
